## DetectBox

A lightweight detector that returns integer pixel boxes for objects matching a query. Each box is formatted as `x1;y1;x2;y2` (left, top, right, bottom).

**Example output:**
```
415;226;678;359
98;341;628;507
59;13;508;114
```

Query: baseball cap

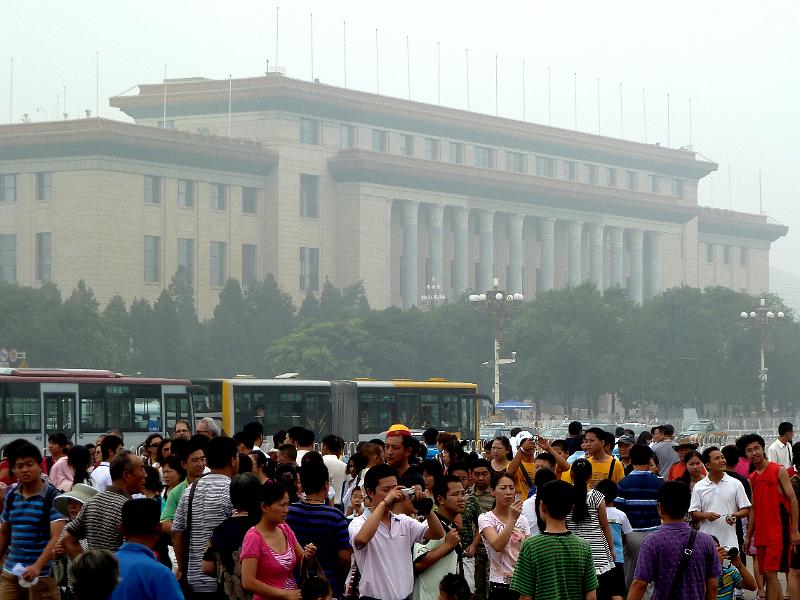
516;431;534;446
386;424;412;437
676;441;699;450
617;434;636;446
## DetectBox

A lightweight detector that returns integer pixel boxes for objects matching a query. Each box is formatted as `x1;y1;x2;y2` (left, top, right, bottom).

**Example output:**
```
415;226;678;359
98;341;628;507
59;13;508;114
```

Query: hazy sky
3;1;798;273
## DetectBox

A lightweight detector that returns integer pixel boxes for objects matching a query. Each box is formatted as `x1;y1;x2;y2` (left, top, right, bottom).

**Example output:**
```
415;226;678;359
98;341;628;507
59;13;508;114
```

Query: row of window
298;117;687;198
705;243;749;266
0;233;50;283
145;176;259;214
0;173;53;203
143;236;321;292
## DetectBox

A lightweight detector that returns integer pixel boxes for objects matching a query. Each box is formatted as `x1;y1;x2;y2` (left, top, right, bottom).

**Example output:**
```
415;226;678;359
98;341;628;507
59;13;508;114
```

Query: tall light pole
740;298;785;416
469;278;524;408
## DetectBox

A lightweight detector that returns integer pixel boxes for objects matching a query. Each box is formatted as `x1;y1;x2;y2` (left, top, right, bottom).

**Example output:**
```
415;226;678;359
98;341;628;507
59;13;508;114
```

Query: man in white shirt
321;434;347;508
767;422;794;469
349;464;445;600
289;426;315;466
90;434;123;492
689;446;751;551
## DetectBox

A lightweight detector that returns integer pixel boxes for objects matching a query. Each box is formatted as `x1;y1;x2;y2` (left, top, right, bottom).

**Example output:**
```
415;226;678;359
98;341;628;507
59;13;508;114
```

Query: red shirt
750;461;790;547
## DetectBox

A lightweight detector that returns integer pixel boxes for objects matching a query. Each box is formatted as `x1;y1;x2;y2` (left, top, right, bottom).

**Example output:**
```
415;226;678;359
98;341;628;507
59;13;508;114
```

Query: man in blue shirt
0;441;65;600
111;498;182;600
616;443;663;588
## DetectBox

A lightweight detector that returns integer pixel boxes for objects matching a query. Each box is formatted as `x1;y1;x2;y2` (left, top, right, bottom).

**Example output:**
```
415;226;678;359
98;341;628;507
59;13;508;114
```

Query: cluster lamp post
469;278;524;408
740;298;785;416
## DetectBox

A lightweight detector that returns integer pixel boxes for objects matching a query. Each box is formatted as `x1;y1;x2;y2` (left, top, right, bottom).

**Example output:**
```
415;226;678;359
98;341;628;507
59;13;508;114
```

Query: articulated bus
0;368;192;449
190;378;483;449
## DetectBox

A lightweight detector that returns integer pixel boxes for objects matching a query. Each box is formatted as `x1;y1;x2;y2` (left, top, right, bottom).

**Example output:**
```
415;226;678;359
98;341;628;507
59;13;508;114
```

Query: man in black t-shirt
565;421;584;455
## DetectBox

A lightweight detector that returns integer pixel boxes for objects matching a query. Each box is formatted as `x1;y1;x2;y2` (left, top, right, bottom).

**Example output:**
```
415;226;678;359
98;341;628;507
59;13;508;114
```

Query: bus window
133;388;162;432
461;394;477;441
358;393;397;434
233;388;268;432
1;383;40;434
79;384;107;433
305;392;331;436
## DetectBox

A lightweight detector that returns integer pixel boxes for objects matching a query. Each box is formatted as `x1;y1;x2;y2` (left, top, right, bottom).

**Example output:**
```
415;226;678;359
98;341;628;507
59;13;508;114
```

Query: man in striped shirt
615;444;662;588
173;436;237;597
63;451;146;556
0;441;66;600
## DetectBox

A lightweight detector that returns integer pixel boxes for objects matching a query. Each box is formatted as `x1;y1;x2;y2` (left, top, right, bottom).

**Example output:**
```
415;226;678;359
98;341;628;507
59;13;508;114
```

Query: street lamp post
420;277;446;311
740;298;785;416
469;278;524;408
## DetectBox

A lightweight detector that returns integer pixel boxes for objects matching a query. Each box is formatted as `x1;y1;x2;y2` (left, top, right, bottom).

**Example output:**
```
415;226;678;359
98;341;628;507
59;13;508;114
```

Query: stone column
539;217;556;291
402;201;419;309
453;207;469;298
385;199;393;305
646;231;663;299
629;229;644;304
589;223;604;290
508;213;524;293
567;221;583;287
478;210;495;291
428;204;444;288
610;227;624;288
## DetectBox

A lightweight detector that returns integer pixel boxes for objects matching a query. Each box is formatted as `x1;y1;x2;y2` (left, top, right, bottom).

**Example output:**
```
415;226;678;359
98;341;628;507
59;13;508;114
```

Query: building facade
0;74;787;318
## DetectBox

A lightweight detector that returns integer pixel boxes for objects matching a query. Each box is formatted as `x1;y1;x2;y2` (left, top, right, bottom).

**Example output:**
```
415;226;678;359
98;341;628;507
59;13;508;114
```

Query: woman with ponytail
566;458;621;599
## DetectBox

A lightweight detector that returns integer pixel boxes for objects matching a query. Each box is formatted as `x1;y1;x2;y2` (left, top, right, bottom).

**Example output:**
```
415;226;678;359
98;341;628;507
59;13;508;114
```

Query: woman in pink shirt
50;445;92;492
241;482;317;600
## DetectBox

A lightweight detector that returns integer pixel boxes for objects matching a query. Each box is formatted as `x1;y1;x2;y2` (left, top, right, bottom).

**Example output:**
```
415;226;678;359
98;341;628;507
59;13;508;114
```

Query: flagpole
162;64;167;127
342;21;347;88
406;35;411;100
375;29;380;94
466;49;470;111
228;75;232;138
275;6;280;70
619;82;623;138
310;13;314;81
437;42;441;105
522;61;526;121
642;88;647;143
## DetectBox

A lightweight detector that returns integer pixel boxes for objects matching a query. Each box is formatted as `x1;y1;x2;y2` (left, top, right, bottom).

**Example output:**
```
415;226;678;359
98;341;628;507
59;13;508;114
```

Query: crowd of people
2;417;800;600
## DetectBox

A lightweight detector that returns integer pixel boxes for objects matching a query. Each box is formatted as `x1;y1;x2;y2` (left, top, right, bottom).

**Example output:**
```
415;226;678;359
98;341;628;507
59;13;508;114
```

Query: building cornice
110;74;716;179
328;150;787;242
0;119;278;176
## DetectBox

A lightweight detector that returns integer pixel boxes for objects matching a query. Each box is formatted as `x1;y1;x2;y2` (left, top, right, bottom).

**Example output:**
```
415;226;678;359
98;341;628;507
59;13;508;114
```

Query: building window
157;120;176;129
211;183;227;210
300;175;319;217
536;156;555;177
300;118;321;145
506;151;526;174
341;125;357;149
300;247;320;292
0;234;16;282
607;168;618;187
723;246;731;265
584;164;598;184
242;244;257;288
242;187;257;214
564;161;577;181
144;176;161;204
475;146;496;169
178;180;194;208
672;178;685;199
740;247;749;267
424;138;440;160
626;170;638;191
36;232;51;282
649;174;660;193
0;174;16;203
400;134;415;157
450;142;464;164
36;172;52;201
177;238;194;283
211;241;227;288
372;130;388;152
144;236;161;283
705;243;714;263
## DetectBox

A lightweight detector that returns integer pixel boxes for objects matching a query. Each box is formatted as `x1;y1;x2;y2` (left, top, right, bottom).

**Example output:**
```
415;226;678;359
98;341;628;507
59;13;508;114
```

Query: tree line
1;267;798;419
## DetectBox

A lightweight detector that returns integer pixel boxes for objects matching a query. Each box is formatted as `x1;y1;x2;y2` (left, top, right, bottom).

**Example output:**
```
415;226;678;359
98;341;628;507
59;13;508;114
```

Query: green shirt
161;480;188;522
511;531;598;600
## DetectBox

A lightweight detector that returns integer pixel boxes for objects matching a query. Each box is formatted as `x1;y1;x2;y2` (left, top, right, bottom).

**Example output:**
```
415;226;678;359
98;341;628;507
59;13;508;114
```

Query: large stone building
0;73;787;317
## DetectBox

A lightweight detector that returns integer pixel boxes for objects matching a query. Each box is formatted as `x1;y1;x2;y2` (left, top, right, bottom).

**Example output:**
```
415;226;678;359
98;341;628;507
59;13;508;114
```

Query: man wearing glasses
173;421;191;440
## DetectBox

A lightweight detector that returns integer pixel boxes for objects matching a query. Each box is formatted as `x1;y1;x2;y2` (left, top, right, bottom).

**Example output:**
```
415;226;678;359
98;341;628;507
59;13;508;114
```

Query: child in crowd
596;479;631;600
346;487;364;520
711;536;757;600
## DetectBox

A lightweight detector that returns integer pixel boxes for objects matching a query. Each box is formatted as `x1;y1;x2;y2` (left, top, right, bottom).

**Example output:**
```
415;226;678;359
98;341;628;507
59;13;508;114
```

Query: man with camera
349;464;445;600
412;474;467;599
